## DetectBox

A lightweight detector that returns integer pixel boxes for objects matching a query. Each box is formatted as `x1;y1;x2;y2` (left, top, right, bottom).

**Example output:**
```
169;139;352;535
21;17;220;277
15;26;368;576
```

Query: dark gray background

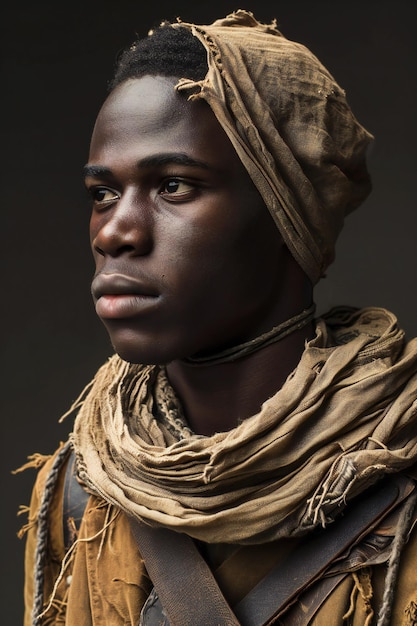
2;0;416;622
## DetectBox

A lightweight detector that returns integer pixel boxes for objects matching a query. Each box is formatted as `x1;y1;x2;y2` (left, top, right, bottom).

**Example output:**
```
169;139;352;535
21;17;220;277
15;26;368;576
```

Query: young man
23;11;417;626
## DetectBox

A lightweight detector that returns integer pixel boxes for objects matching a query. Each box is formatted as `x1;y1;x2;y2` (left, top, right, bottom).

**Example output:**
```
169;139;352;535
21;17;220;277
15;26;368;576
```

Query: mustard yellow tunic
23;449;417;626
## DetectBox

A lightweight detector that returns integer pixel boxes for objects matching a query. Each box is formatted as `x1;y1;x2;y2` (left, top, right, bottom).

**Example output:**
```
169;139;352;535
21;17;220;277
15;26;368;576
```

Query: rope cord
31;441;72;626
182;304;316;366
376;490;417;626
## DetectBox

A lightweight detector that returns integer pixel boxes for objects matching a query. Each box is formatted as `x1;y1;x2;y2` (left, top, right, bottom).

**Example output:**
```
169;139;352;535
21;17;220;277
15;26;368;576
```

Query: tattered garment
170;10;373;283
71;307;417;545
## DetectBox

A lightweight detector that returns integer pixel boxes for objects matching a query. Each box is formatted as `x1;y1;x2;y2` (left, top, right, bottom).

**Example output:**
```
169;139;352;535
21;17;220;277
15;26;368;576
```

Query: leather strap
277;573;346;626
130;520;240;626
235;475;410;625
133;474;413;626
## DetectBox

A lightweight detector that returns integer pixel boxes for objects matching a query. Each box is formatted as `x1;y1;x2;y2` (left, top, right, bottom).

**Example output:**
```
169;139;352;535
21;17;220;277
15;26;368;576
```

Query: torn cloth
71;307;417;544
173;10;373;283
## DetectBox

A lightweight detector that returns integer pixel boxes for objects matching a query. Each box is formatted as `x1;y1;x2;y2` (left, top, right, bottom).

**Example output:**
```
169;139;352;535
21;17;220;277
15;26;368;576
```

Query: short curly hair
110;23;208;90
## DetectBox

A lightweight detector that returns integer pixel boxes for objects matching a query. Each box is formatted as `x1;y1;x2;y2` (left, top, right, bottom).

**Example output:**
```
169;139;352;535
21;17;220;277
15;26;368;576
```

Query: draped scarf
71;307;417;545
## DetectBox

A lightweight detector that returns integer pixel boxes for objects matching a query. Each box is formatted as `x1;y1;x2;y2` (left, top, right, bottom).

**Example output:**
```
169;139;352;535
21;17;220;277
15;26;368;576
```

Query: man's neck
166;321;315;436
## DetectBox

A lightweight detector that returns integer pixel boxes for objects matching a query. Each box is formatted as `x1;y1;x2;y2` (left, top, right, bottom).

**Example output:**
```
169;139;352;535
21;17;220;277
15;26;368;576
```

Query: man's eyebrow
83;164;112;180
83;154;211;181
137;153;211;170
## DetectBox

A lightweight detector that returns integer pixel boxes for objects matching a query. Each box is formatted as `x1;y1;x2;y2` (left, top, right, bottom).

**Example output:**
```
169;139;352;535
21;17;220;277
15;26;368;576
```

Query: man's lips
91;273;160;319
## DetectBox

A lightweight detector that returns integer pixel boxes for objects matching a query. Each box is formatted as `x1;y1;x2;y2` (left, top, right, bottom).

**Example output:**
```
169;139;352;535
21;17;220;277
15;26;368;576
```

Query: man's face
85;75;287;364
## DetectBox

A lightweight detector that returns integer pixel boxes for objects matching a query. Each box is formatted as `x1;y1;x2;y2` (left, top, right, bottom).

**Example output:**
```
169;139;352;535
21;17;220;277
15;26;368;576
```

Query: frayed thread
12;452;52;475
58;378;95;423
17;505;37;540
36;505;119;622
404;600;417;626
305;455;356;527
343;569;374;626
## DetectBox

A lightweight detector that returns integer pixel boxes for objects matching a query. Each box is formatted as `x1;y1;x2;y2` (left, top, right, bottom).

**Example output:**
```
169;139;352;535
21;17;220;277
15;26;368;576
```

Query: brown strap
129;521;240;626
278;573;347;626
235;475;409;625
131;474;413;626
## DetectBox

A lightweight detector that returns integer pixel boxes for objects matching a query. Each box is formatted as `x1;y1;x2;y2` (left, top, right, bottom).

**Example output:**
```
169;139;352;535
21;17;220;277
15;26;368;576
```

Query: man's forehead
89;76;234;167
92;78;219;159
100;75;189;123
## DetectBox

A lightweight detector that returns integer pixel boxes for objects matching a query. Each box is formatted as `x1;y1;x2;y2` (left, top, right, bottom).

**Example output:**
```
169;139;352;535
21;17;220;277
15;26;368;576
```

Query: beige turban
173;10;373;284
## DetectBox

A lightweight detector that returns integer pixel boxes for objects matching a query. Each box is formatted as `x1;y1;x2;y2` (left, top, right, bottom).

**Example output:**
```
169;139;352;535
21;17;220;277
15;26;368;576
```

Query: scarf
71;307;417;545
170;10;373;284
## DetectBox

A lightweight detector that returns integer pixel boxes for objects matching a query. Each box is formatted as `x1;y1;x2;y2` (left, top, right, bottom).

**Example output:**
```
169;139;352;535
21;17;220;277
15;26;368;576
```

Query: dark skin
85;75;314;435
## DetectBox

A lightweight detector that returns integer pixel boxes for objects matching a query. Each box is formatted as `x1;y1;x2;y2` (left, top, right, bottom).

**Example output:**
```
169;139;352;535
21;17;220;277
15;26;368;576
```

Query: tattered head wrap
171;10;373;284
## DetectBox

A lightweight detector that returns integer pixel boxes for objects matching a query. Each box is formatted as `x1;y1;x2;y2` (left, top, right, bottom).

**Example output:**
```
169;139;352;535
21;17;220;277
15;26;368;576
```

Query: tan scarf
71;307;417;545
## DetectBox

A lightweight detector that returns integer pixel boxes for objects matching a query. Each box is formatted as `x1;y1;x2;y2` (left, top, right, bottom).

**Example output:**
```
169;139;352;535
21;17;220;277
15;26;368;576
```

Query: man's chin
109;335;178;366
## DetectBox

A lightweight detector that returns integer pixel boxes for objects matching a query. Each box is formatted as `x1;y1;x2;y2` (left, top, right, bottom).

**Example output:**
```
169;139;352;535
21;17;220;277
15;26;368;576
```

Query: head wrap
172;10;373;284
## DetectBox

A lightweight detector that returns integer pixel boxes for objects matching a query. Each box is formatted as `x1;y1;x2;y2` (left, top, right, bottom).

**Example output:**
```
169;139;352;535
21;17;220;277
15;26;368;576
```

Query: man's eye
160;179;194;200
90;187;119;205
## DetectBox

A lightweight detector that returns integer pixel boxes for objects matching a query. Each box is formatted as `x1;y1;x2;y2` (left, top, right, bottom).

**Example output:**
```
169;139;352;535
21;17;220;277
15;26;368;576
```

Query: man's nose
92;192;153;257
